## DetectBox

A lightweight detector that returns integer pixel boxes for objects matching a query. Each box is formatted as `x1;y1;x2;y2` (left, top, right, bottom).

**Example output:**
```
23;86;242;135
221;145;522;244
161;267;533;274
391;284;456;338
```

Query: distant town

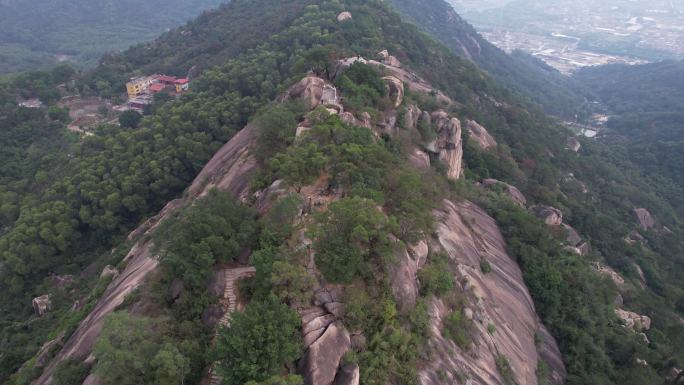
450;0;684;74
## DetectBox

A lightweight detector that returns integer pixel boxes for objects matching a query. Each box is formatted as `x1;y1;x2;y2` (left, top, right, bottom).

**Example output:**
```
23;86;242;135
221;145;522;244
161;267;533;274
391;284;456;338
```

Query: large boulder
378;49;401;67
615;308;651;332
593;263;625;286
382;76;404;108
32;295;52;316
482;179;526;207
409;148;430;170
334;363;360;385
336;11;352;22
531;205;563;226
388;243;420;313
299;322;351;385
633;208;655;230
430;112;463;180
286;76;327;109
562;224;582;247
466;120;497;149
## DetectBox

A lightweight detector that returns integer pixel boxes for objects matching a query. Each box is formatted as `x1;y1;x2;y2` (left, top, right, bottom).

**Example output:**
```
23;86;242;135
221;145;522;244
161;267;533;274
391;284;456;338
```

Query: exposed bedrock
417;199;565;385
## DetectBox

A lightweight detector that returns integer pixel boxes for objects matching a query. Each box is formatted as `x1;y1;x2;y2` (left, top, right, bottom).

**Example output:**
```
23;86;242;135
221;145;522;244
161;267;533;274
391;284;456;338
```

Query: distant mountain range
0;0;226;74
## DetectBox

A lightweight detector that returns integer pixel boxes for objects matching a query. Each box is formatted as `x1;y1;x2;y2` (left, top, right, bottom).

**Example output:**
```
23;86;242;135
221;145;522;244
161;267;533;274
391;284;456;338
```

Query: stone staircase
208;266;256;385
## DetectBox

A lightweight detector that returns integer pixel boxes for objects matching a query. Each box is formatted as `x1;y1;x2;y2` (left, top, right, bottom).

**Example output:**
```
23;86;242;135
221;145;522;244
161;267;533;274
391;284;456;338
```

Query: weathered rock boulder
378;49;401;67
593;263;625;286
408;148;430;170
482;179;526;207
388;243;420;313
466;119;497;149
429;112;463;180
633;208;655;230
562;223;582;247
566;137;581;152
531;205;563;226
82;373;104;385
286;75;327;109
334;363;360;385
299;321;351;385
100;265;118;279
421;200;565;385
382;76;404;108
615;308;651;332
32;295;52;316
625;230;647;245
404;105;421;130
336;11;352;22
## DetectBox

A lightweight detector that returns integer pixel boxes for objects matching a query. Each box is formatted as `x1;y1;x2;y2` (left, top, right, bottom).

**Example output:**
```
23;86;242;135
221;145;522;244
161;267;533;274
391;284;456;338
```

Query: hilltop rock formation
466;119;497;149
531;205;563;226
418;200;565;385
482;179;526;207
633;208;655;230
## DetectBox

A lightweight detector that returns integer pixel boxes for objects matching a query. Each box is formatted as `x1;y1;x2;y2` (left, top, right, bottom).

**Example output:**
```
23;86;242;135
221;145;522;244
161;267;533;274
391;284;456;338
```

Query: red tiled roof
175;78;189;84
149;83;166;92
156;75;176;83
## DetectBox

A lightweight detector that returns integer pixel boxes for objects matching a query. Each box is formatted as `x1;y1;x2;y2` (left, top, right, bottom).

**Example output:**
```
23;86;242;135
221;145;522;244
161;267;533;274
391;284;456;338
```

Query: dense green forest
0;0;682;384
574;60;684;217
0;0;225;74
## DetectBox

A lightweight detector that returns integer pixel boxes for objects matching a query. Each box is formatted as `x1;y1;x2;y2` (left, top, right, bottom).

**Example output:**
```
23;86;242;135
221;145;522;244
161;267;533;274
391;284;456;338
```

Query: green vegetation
94;312;189;385
154;189;257;289
313;197;394;283
418;252;454;297
495;354;517;385
216;296;302;385
0;0;225;74
1;0;682;384
52;359;90;385
442;308;474;349
118;110;142;129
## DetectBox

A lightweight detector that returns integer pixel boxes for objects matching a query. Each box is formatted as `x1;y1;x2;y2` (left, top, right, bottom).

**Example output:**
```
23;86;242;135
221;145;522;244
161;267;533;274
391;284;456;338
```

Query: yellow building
126;76;157;98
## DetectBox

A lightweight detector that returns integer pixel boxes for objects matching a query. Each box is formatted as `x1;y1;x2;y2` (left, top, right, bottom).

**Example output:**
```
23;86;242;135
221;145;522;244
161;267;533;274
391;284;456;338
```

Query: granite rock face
299;322;351;385
482;179;526;207
531;205;563;226
633;208;655;230
466;119;497;149
615;308;652;332
419;199;565;385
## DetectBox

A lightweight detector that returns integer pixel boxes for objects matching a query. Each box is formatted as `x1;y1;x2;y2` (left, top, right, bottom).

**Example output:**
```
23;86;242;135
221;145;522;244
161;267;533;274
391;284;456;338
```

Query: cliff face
33;119;260;385
418;200;565;385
